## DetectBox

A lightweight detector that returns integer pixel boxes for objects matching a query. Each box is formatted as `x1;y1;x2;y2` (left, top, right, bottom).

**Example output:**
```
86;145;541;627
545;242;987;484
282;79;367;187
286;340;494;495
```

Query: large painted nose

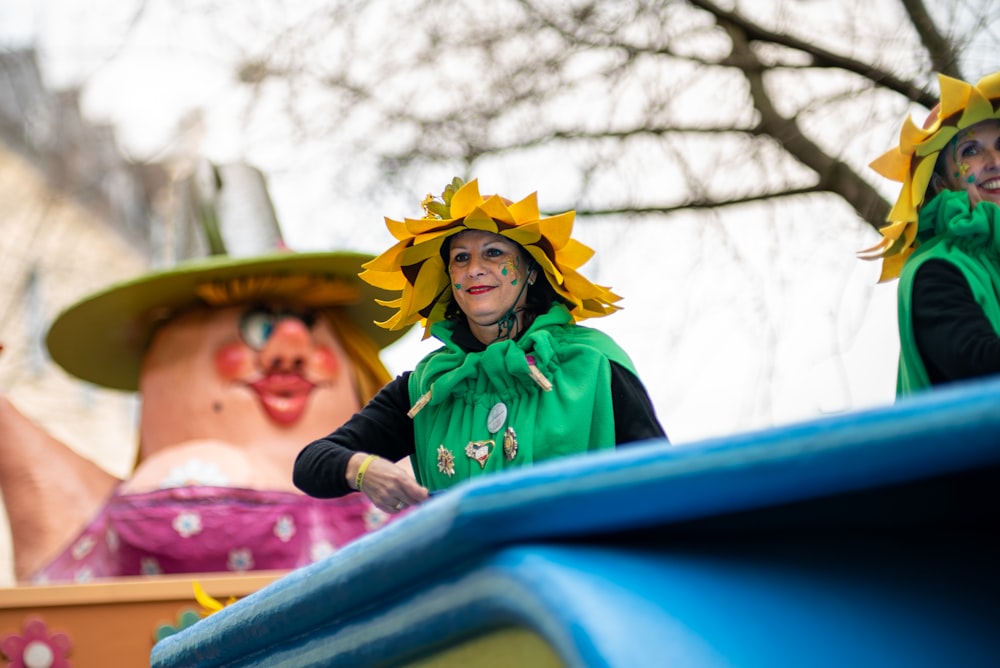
259;317;312;373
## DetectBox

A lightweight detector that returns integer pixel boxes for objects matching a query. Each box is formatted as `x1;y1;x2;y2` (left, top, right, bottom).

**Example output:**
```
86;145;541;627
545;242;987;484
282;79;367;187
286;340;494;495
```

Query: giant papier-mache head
861;71;1000;281
360;178;621;338
46;163;408;392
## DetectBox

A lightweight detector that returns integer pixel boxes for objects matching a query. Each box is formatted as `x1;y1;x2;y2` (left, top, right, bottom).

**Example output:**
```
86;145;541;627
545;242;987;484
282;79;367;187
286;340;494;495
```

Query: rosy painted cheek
214;342;250;381
311;346;342;379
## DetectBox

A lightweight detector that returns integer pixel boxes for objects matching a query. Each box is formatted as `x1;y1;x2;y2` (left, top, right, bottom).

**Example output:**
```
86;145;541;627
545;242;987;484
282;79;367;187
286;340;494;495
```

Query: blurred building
0;48;166;585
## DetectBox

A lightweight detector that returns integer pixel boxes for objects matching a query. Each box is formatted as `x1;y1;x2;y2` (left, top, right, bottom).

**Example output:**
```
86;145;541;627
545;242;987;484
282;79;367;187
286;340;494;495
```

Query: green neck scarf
408;304;635;491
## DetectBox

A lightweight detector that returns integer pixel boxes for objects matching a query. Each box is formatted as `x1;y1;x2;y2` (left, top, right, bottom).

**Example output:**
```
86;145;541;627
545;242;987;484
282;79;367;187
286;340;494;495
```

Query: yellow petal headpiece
860;71;1000;281
360;178;621;337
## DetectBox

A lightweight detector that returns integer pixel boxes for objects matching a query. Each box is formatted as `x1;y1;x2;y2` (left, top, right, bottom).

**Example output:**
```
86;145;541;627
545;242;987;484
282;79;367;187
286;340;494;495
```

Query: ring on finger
393;501;405;510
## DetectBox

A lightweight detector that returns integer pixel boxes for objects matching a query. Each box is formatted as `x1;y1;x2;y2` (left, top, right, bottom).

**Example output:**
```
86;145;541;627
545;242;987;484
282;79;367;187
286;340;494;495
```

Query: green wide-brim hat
46;251;406;392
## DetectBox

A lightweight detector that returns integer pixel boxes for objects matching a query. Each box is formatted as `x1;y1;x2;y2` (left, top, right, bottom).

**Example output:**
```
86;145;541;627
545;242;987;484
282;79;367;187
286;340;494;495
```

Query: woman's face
941;118;1000;206
448;230;535;343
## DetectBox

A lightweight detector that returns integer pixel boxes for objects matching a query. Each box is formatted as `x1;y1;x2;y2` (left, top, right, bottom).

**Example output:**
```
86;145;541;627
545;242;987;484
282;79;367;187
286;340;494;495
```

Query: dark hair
928;148;951;201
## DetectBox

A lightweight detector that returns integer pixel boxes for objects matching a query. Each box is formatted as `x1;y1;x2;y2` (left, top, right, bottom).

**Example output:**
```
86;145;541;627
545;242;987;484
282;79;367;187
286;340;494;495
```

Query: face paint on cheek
503;258;519;284
454;283;461;290
214;342;250;381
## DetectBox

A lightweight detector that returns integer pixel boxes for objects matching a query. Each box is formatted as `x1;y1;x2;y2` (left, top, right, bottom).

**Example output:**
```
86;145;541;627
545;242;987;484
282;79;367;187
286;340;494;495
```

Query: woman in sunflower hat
862;71;1000;396
294;178;666;512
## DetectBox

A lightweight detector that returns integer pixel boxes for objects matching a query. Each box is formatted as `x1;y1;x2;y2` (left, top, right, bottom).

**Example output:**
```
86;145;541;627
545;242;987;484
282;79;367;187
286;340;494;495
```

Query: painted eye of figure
238;308;317;350
239;308;275;350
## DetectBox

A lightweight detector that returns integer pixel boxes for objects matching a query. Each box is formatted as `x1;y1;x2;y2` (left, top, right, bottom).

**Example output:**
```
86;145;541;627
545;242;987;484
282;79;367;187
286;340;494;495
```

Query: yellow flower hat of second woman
860;71;1000;281
360;178;621;337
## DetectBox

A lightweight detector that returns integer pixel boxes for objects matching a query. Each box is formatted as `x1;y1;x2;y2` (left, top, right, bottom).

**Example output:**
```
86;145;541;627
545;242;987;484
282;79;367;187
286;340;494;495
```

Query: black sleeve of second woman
911;259;1000;384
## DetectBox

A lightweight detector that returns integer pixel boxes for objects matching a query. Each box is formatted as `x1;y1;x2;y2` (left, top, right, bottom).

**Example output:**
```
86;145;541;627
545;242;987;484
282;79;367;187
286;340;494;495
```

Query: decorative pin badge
464;440;494;468
486;402;507;433
437;445;455;476
503;427;518;460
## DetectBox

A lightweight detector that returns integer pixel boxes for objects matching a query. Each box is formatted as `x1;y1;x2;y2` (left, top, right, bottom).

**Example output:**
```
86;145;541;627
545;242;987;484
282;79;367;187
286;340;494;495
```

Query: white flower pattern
141;557;163;575
310;540;335;563
228;548;254;572
363;507;389;531
274;515;295;542
71;536;95;560
172;511;203;538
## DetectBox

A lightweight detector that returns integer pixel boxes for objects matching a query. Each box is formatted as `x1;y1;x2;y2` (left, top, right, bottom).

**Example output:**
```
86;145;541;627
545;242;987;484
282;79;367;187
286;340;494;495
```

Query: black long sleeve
911;259;1000;384
610;362;667;445
293;361;667;498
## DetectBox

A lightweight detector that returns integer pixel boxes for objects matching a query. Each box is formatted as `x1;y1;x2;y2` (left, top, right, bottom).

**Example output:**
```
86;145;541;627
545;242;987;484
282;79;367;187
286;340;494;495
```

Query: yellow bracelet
354;454;378;492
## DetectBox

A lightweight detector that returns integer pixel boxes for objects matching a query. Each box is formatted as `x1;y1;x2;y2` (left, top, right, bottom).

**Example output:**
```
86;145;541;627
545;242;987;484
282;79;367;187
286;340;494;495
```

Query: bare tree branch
687;0;938;106
574;185;829;218
899;0;963;78
719;19;891;227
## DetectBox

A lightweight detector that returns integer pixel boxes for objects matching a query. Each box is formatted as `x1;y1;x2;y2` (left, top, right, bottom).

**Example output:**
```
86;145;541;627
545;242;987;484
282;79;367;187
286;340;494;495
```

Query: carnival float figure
0;163;409;583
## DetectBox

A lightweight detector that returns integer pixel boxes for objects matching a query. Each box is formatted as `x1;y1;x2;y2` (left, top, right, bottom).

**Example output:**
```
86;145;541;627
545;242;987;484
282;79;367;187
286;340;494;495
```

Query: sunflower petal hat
359;178;621;337
860;71;1000;281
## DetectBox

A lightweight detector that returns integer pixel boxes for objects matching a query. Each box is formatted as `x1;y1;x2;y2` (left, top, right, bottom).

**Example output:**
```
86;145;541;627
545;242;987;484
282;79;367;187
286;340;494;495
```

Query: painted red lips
248;373;316;425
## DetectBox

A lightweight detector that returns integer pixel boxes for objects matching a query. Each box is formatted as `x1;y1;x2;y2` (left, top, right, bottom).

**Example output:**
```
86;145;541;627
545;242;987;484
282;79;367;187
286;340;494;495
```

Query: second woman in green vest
862;71;1000;395
294;178;666;513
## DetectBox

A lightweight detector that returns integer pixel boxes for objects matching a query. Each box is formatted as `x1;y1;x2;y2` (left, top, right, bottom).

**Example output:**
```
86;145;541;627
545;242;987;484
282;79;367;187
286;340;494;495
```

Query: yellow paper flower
861;71;1000;281
360;178;621;337
192;580;238;618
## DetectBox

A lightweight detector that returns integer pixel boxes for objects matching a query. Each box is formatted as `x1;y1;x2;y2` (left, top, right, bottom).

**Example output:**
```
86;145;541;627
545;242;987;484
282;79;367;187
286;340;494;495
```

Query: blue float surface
151;375;1000;667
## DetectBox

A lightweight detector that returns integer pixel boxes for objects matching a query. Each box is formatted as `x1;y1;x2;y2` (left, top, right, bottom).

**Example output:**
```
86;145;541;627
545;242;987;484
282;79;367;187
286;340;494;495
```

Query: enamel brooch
464;440;494;468
503;427;518;460
436;445;455;476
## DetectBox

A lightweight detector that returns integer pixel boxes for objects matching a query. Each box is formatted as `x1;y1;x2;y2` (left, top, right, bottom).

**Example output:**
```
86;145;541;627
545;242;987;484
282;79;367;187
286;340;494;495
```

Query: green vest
408;304;637;491
896;191;1000;395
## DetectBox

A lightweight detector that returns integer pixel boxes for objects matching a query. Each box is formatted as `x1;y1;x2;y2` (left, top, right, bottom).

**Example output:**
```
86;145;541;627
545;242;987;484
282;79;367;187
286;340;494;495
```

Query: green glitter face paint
502;258;519;282
454;283;461;290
